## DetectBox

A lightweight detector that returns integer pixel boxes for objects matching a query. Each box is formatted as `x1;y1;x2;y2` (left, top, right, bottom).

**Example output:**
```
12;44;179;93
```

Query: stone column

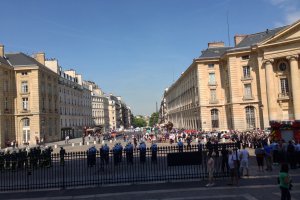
287;55;300;120
264;59;277;121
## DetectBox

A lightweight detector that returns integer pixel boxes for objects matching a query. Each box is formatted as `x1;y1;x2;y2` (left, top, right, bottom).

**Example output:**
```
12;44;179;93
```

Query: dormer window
242;55;250;60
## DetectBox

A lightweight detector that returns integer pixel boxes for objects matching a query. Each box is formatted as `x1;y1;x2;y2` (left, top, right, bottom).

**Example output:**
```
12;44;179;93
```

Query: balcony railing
278;92;290;100
20;109;30;113
241;75;253;81
208;81;217;86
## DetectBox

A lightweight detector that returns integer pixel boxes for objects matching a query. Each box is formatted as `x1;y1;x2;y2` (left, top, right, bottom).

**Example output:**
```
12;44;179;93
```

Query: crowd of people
0;146;53;171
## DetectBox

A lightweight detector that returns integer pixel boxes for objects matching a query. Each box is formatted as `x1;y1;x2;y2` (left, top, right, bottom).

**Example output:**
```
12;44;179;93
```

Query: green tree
132;117;147;128
149;112;159;127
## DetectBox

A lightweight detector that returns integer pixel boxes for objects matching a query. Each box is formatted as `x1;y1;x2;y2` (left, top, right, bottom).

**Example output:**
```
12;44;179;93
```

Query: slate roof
234;26;288;48
0;56;11;66
199;47;232;58
5;53;42;67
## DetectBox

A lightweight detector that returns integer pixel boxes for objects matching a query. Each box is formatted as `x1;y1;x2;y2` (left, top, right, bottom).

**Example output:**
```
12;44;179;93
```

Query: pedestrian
228;149;239;186
278;163;292;200
264;142;273;171
177;139;183;153
239;144;249;176
206;153;215;187
221;144;229;173
255;143;265;172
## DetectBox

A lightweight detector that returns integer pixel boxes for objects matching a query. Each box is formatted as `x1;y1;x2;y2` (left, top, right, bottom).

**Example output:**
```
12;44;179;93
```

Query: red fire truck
270;120;300;142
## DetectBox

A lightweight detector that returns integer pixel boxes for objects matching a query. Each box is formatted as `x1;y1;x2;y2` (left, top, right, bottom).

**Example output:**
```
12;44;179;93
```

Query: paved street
1;173;300;200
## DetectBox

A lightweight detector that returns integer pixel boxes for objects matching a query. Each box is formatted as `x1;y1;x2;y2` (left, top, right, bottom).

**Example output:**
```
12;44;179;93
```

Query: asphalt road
1;173;300;200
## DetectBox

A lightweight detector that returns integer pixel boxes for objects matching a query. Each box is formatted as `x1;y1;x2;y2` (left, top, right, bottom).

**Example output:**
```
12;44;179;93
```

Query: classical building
165;20;300;131
0;44;16;147
45;60;93;139
85;81;109;131
0;51;60;147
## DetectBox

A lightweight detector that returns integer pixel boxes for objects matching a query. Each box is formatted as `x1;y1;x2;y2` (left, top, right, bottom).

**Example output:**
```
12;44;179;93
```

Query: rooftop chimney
34;52;45;65
208;41;225;48
234;35;247;46
0;44;4;57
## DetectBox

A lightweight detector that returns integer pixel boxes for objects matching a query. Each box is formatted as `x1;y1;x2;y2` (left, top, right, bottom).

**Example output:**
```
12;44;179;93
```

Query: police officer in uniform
60;147;66;166
11;149;17;171
87;145;97;167
100;144;110;165
0;150;4;171
125;142;134;164
139;142;146;164
4;149;11;169
113;143;120;165
150;142;158;163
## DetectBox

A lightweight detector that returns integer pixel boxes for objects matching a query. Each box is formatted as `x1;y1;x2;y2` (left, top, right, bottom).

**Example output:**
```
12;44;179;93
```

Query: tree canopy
132;117;147;128
149;112;159;127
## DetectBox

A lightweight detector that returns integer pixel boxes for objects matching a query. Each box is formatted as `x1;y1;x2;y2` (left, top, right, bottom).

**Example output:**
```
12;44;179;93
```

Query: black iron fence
0;143;238;191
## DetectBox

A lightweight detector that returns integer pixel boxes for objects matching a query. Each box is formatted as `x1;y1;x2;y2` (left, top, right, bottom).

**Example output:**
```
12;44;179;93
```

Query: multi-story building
165;20;300;131
121;102;131;129
1;51;60;147
106;94;123;130
0;44;16;147
85;81;109;131
45;60;93;139
158;88;168;124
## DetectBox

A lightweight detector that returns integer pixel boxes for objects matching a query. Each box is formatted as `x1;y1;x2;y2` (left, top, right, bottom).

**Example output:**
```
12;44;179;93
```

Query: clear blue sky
1;0;299;115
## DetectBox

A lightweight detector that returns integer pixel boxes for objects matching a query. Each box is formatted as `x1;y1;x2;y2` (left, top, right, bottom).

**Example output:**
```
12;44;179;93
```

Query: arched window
245;106;255;129
211;109;219;129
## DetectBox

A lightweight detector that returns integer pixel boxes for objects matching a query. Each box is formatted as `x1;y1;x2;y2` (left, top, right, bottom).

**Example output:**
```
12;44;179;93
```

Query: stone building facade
45;60;93;139
85;81;109;131
165;20;300;131
0;51;60;147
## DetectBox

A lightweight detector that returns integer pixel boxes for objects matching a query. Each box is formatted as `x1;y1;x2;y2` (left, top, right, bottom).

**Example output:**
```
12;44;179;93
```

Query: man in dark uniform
4;150;11;169
150;142;158;163
100;144;110;165
125;142;134;164
11;150;17;171
0;150;5;171
60;147;66;166
139;142;146;164
87;145;97;167
113;143;120;165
